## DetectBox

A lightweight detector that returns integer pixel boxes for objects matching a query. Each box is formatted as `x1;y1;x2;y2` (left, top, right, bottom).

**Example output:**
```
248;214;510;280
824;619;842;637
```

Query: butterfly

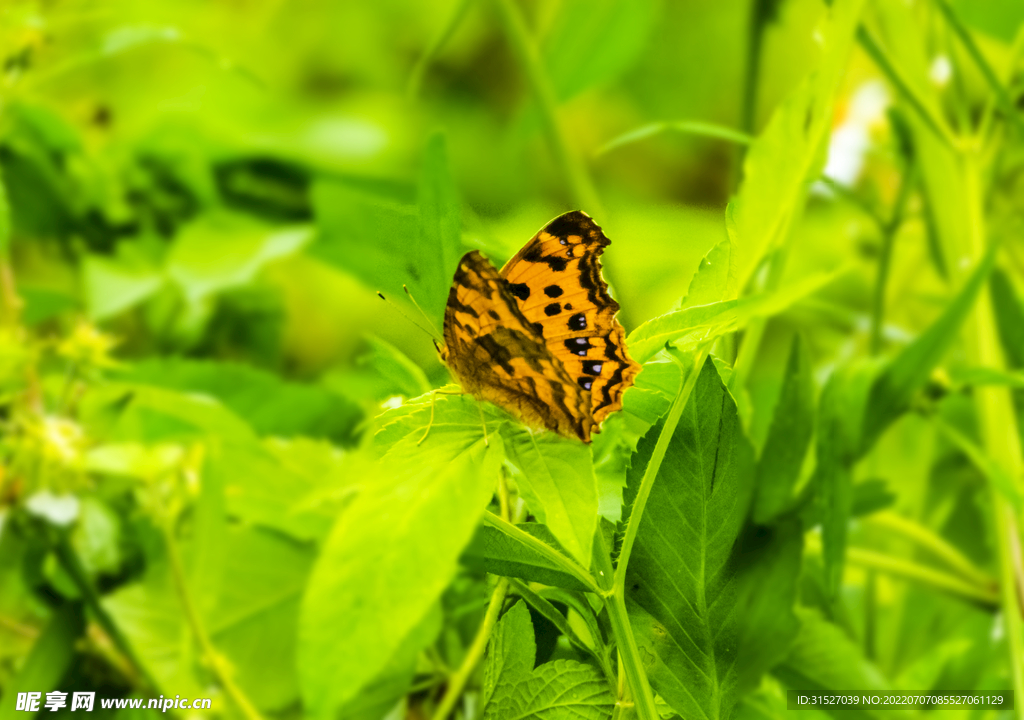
437;211;640;443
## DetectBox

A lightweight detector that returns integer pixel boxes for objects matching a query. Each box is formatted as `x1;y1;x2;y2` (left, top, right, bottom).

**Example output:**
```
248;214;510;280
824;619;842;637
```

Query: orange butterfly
437;211;640;443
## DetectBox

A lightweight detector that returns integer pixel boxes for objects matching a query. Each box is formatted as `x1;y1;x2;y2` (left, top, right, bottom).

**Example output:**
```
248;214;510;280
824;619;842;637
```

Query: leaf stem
52;534;157;692
596;121;753;157
432;577;510;720
869;161;917;355
960;148;1024;716
162;521;265;720
407;0;475;99
492;0;602;214
856;25;960;151
481;512;603;594
608;350;705;720
862;511;997;588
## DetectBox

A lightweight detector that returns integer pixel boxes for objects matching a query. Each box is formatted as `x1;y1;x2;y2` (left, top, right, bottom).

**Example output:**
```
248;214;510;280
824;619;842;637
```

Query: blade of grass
408;0;475;99
596;121;753;156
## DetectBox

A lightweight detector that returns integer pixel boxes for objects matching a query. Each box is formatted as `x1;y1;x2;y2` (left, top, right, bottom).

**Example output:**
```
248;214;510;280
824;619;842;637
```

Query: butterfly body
440;211;640;443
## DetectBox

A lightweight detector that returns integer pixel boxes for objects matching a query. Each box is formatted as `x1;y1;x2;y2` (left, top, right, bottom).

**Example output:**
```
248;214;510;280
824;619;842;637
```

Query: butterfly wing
442;250;595;441
499;211;641;426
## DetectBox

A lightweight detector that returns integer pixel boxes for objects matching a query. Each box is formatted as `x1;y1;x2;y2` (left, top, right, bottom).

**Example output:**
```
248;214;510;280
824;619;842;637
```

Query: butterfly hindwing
442;250;594;441
500;211;640;425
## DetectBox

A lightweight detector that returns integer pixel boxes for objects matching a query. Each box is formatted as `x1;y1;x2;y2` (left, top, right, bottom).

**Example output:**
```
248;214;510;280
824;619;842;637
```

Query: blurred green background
2;0;1024;718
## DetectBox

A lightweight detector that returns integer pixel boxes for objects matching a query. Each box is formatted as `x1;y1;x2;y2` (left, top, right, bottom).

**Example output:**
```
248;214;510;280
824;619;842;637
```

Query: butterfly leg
417;388;465;446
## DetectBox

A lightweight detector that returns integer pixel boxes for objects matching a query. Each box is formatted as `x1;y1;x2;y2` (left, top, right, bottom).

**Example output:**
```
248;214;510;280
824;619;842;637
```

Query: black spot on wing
565;337;591;356
543;212;590;239
508;282;530;301
531;322;545;338
596;366;624;410
449;296;479;318
488;309;500;320
544;285;563;298
544;303;560;317
578;377;593;391
564;303;573;310
568;313;587;331
582;361;603;376
523;245;568;272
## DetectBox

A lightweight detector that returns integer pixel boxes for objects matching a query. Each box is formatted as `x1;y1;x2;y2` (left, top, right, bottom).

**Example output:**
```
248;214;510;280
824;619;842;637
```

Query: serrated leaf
676;240;731;310
754;336;815;523
298;436;502;717
482;601;614;720
624;357;758;720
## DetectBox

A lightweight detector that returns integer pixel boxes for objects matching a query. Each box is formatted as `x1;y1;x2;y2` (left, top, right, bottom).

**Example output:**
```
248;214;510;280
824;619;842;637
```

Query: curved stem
492;0;602;215
162;521;265;720
431;577;510;720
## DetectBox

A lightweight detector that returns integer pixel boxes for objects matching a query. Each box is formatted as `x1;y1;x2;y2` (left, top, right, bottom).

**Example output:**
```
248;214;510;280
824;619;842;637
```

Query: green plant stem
845;546;1000;606
432;577;510;720
481;511;603;594
162;522;265;720
960;149;1024;716
863;511;997;588
935;0;1024;137
869;162;917;354
492;0;602;214
408;0;474;99
731;244;790;393
856;26;959;151
608;350;705;720
52;534;157;692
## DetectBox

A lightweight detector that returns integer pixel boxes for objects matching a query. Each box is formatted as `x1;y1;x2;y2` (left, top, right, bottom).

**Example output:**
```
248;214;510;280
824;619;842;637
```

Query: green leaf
773;609;895;720
103;527;314;710
461;524;592;592
310;135;463;331
298;436;502;717
861;249;995;453
71;497;122;576
167;213;311;304
0;604;83;720
326;336;432;403
482;601;536;710
503;427;599;567
727;0;867;295
623;357;757;720
82;253;164;320
676;240;731;310
814;363;877;595
482;600;614;720
991;269;1024;369
219;437;358;543
118;358;362;442
417;132;462;324
754;336;815;523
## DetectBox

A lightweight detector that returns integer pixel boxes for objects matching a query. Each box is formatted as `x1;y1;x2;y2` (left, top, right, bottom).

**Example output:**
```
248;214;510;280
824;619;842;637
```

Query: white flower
26;490;80;526
823;80;891;186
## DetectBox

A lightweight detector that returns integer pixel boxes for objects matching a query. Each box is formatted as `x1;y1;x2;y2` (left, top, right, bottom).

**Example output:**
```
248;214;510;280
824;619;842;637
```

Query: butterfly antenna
403;285;443;340
377;291;438;340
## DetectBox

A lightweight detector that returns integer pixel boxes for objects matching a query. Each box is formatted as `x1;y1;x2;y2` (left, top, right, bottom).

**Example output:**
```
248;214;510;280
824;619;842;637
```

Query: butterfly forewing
442;250;594;441
499;211;641;425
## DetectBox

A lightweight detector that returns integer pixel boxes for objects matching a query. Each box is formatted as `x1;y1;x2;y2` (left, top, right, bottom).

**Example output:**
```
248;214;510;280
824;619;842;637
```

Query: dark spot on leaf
544;303;560;316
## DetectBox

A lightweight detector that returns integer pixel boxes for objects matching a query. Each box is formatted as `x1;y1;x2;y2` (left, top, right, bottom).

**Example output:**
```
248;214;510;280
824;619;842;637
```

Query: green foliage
1;0;1023;718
